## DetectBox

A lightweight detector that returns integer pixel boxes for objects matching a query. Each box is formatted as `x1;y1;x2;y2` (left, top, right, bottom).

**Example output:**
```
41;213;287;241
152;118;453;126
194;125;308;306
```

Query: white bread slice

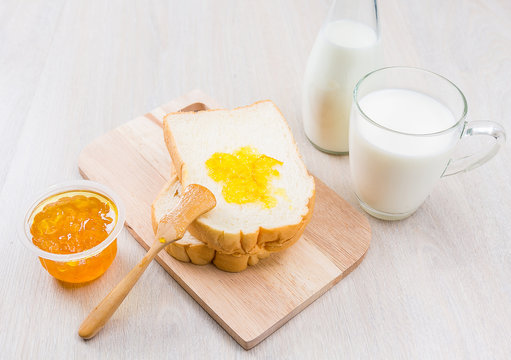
151;176;215;265
163;100;315;256
151;177;214;265
151;177;272;272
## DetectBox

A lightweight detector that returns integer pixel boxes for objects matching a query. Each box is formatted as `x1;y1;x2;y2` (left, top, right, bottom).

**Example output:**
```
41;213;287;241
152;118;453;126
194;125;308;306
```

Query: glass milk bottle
302;0;382;154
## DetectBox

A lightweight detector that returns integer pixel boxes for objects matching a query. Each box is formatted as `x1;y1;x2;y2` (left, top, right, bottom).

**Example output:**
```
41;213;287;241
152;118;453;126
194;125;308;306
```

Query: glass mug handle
442;121;506;177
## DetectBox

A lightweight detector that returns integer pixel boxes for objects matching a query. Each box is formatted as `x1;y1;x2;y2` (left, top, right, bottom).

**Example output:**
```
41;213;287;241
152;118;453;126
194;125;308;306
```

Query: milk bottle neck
326;0;380;38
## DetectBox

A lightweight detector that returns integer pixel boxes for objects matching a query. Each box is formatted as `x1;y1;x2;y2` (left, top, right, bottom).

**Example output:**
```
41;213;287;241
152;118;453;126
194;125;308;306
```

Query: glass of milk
349;67;506;220
302;0;382;154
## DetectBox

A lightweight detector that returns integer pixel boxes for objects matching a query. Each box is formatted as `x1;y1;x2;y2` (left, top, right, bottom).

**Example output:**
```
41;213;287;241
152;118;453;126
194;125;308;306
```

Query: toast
160;100;315;269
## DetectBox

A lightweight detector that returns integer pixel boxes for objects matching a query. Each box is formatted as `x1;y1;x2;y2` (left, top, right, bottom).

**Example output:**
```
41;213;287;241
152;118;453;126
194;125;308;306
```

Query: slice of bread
162;100;315;257
151;177;273;272
151;177;214;265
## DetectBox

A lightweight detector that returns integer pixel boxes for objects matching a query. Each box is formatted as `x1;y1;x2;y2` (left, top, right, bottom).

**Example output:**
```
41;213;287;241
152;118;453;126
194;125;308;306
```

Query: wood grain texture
1;0;510;358
78;91;371;349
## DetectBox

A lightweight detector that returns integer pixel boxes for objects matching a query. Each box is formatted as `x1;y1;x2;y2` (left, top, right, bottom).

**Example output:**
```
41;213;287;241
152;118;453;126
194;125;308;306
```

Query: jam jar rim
22;180;126;262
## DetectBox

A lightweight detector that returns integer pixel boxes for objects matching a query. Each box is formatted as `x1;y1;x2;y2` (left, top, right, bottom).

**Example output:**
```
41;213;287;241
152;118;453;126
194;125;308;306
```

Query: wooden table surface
1;0;510;358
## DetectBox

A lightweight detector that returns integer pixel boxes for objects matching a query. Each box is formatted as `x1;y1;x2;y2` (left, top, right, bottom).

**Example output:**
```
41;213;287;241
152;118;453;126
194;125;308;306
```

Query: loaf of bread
156;100;315;271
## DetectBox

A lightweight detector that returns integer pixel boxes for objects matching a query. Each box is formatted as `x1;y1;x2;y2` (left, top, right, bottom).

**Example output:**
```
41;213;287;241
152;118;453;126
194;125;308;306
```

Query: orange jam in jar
24;183;125;284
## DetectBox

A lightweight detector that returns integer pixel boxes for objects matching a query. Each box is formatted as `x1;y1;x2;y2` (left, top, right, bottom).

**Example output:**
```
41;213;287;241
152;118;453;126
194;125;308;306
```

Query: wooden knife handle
78;241;163;339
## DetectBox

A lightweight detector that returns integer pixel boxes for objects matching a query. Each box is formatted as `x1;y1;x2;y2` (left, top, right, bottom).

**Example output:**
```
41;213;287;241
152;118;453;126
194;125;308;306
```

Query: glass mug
349;66;506;220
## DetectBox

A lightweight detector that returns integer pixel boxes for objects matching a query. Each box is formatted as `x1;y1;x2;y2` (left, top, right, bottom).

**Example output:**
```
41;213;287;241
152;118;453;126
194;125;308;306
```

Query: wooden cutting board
78;90;371;349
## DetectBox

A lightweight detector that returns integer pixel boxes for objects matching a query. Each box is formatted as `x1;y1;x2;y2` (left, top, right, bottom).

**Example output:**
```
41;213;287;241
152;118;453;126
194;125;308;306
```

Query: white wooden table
1;0;510;358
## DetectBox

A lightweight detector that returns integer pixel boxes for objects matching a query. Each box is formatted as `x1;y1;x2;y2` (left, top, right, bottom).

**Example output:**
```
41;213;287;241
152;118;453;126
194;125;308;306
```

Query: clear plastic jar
22;180;126;283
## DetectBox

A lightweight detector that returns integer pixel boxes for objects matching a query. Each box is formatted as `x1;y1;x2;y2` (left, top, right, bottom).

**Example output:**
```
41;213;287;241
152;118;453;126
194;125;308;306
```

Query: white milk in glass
349;89;458;215
303;19;381;153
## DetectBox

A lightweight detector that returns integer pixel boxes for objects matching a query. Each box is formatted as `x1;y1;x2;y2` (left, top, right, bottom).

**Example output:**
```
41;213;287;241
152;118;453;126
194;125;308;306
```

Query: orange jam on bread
205;146;283;208
30;191;118;283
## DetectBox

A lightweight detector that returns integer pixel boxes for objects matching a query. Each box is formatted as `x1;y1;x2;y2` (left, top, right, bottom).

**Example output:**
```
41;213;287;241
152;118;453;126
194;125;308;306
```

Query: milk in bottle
302;0;382;154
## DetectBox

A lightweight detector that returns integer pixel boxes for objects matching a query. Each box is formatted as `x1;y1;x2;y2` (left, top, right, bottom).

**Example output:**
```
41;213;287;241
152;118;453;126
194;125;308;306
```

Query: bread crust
162;100;315;257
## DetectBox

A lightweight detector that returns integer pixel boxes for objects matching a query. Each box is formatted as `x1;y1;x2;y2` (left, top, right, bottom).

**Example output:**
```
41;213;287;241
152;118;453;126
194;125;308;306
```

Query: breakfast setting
3;0;510;358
